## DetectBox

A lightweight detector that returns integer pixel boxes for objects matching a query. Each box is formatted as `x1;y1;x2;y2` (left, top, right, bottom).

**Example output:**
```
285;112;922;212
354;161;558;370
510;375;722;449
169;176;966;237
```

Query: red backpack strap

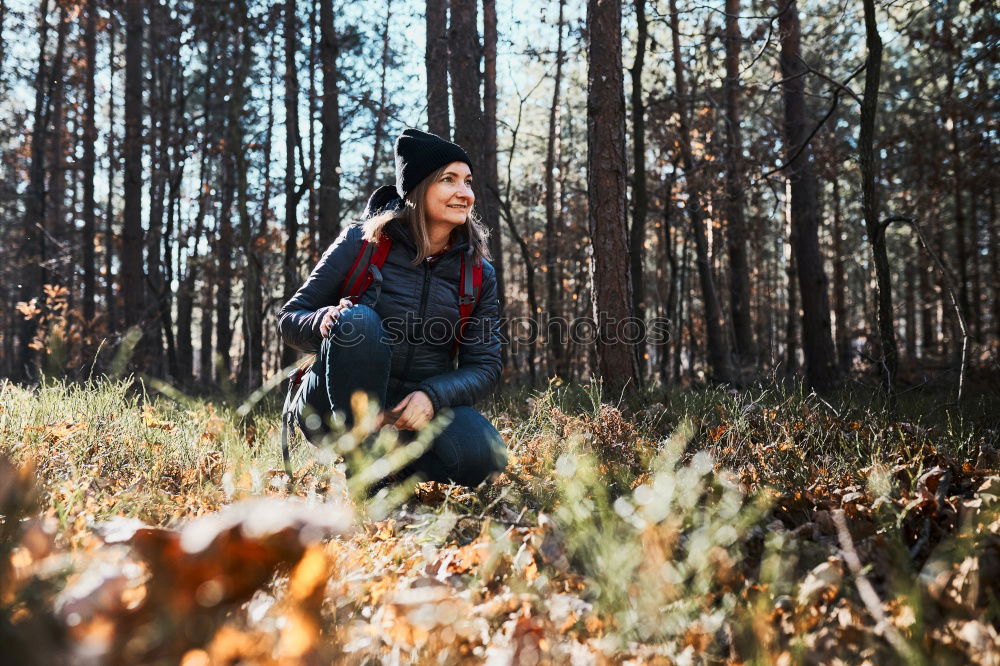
340;236;392;303
452;251;484;358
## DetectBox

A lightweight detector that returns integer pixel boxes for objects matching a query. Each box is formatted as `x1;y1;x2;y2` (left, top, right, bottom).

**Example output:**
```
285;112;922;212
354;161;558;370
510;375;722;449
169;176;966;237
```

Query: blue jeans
296;304;507;488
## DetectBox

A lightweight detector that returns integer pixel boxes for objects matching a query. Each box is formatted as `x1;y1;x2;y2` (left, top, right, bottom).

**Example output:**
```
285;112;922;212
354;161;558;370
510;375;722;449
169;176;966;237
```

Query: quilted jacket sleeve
278;224;365;354
417;261;504;412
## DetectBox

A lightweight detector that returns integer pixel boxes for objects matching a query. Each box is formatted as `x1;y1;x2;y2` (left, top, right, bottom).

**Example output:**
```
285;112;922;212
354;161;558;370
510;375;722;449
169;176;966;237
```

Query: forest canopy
0;0;996;395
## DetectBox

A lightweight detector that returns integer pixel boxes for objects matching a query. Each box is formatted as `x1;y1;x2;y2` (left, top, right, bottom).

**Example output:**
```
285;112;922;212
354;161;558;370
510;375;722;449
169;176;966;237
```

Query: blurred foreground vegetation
1;377;998;664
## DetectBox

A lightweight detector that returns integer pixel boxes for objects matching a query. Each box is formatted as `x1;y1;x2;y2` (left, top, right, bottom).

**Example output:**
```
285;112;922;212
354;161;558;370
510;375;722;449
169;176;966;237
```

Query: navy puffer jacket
278;219;503;413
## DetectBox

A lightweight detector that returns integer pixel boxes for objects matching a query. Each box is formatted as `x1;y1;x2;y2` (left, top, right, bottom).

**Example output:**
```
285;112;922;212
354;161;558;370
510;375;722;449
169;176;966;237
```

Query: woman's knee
319;304;390;363
333;304;386;346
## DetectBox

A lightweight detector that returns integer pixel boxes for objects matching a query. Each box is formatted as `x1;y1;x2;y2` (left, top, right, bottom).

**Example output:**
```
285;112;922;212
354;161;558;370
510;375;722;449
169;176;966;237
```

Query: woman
278;128;507;489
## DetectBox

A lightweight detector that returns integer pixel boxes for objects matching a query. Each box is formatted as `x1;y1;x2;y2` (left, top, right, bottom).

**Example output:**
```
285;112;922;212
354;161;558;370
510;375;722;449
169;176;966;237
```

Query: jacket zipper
399;260;434;383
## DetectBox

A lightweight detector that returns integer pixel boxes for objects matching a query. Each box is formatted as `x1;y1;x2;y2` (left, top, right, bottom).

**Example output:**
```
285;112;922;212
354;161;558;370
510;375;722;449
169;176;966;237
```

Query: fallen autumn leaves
1;378;999;664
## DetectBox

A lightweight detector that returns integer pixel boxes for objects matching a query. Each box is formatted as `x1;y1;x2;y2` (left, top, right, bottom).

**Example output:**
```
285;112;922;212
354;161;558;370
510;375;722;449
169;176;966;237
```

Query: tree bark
425;0;450;138
723;0;755;366
105;14;118;330
482;0;505;308
17;0;53;380
231;0;261;391
859;0;895;398
318;0;341;249
669;0;732;383
283;0;301;368
450;0;505;303
121;0;145;338
778;0;838;391
831;177;850;371
628;0;649;378
544;0;566;378
587;0;641;392
82;0;98;322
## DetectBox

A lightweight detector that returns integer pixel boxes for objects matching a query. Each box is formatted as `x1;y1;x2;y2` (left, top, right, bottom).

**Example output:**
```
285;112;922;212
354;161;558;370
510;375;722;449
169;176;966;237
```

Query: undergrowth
0;375;998;664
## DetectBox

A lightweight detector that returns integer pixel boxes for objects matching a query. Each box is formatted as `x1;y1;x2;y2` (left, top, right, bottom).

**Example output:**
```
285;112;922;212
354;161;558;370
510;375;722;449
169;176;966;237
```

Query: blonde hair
362;164;492;265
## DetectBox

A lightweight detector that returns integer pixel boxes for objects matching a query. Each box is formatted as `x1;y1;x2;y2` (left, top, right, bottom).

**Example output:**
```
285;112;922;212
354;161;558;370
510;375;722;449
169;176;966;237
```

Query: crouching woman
278;128;507;489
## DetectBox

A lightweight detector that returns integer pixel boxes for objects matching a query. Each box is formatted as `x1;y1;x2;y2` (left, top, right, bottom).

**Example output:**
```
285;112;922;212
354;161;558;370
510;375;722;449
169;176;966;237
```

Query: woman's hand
319;298;353;338
388;391;435;431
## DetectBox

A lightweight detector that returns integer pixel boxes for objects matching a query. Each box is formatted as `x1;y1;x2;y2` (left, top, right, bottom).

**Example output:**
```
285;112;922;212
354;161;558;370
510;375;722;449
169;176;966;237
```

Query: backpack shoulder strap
340;236;392;303
452;251;484;358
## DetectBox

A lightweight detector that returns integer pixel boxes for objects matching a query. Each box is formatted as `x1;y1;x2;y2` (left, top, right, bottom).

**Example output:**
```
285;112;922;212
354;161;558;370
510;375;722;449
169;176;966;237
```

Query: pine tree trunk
483;0;503;278
784;184;798;376
45;10;67;284
82;0;98;323
450;0;505;305
104;15;118;331
669;0;731;383
318;0;341;249
778;0;838;391
121;0;145;337
628;0;648;378
859;0;895;397
199;271;214;385
587;0;640;392
831;178;849;371
145;2;168;375
17;0;53;380
282;0;301;369
232;0;262;391
723;0;755;366
425;0;450;138
544;0;566;378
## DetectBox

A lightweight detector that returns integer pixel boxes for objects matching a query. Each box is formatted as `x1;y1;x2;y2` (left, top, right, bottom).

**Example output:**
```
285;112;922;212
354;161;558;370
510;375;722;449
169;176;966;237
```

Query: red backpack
281;236;483;470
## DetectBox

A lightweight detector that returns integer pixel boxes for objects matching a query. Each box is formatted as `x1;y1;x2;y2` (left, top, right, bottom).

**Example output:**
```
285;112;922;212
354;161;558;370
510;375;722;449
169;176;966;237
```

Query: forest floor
1;374;998;665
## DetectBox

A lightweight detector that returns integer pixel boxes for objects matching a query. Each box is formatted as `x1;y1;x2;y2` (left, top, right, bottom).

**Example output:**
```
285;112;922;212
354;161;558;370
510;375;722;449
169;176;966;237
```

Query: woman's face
423;161;474;227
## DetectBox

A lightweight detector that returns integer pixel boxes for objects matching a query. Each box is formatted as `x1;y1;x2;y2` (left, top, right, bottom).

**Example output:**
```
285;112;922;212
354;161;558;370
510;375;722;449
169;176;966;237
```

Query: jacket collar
384;218;472;261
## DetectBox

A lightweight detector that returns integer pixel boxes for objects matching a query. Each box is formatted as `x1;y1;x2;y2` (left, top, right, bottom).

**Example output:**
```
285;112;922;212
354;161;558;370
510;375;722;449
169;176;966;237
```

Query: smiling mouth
447;204;467;210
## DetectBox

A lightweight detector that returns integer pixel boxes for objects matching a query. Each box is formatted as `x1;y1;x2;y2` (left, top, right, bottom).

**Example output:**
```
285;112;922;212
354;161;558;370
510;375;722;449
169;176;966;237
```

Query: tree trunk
105;14;118;331
628;0;648;378
669;0;732;383
231;0;262;391
176;38;217;387
45;10;67;284
778;0;838;391
82;0;98;322
283;0;301;368
450;0;505;305
723;0;755;366
587;0;640;392
904;253;916;362
199;268;214;384
17;0;53;381
121;0;145;338
483;0;505;311
318;0;341;249
831;177;849;371
859;0;895;398
145;1;168;375
306;0;318;259
544;0;566;378
425;0;450;138
990;182;999;351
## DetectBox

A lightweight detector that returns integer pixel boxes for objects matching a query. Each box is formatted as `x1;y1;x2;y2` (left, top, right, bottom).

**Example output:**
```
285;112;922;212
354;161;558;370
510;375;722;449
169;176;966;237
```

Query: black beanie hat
394;128;473;200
